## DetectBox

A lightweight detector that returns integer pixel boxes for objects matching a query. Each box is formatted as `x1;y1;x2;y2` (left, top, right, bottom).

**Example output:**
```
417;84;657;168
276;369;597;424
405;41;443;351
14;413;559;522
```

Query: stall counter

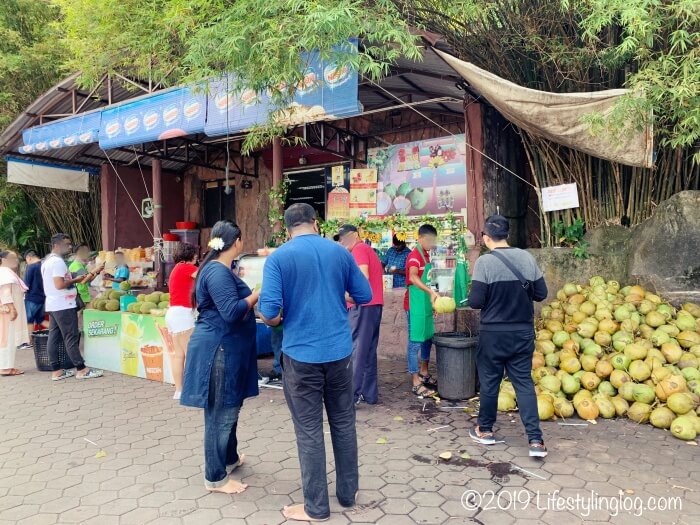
83;309;274;383
83;309;174;384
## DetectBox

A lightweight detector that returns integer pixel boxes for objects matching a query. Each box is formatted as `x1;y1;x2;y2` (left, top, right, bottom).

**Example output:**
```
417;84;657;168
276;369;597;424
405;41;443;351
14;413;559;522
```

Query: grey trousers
282;354;358;520
348;305;383;403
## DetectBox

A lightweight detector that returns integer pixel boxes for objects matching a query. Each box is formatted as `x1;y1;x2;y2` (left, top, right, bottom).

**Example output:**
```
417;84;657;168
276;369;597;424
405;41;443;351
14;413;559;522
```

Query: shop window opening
202;181;236;228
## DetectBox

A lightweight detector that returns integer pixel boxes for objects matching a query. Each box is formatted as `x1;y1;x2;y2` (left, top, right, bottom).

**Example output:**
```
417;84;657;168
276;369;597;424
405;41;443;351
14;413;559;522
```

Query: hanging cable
362;75;537;191
223;76;232;195
101;148;155;238
131;145;152;200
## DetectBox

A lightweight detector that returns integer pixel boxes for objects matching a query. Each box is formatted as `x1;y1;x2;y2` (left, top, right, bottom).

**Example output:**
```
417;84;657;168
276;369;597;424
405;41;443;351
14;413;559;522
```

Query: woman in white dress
0;251;28;376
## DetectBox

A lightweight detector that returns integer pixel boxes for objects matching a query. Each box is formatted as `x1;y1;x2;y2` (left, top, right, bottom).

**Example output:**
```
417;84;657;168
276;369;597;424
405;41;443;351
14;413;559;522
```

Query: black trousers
48;308;85;371
282;354;358;519
348;305;383;404
476;329;542;442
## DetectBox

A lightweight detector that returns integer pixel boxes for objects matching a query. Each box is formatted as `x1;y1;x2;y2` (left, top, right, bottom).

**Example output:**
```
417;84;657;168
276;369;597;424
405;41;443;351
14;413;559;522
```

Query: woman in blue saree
181;221;259;494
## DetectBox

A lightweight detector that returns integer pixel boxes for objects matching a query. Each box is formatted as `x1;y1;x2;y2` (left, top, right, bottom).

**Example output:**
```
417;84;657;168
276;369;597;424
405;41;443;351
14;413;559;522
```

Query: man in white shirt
42;233;103;381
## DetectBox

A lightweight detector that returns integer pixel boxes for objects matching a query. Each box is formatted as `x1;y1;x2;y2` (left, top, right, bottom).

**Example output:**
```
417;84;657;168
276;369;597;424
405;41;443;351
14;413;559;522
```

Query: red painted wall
100;164;185;250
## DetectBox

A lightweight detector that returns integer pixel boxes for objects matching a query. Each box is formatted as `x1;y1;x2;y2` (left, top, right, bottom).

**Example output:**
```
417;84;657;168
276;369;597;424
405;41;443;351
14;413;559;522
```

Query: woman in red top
165;243;198;399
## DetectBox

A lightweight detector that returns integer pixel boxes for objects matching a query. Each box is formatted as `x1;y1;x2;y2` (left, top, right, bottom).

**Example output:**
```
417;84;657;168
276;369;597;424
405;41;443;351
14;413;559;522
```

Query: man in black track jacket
468;215;549;457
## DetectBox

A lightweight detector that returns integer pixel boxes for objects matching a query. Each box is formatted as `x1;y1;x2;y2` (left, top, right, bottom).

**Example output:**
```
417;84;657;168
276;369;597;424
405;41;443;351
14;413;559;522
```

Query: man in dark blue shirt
259;203;371;522
23;250;47;340
381;235;410;287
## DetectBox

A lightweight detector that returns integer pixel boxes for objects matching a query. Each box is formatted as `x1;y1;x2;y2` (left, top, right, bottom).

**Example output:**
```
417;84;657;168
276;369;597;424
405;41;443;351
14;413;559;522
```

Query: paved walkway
1;349;698;525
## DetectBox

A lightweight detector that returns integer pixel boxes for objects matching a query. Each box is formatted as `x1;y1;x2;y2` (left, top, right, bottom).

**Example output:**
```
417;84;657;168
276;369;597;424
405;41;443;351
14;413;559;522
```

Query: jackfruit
140;301;157;314
137;294;147;302
105;300;120;311
158;301;169;309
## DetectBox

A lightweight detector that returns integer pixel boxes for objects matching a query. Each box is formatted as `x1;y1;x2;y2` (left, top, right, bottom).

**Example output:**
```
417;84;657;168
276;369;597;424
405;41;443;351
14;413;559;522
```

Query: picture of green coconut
383;183;397;199
397;182;412;196
407;187;429;211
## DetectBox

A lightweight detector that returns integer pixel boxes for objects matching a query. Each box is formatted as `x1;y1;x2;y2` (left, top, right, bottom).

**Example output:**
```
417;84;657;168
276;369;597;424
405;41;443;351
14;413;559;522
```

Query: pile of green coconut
497;276;700;441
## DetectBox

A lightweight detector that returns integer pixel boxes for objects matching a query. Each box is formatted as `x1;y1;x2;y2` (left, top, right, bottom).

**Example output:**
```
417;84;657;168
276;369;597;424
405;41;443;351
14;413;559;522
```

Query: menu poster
327;187;350;220
349;168;378;217
368;135;467;216
331;165;345;186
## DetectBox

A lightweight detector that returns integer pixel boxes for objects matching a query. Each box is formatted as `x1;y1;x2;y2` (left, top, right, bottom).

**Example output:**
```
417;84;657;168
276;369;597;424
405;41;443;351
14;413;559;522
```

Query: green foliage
552;218;589;259
267;178;290;247
56;0;421;151
578;0;700;160
0;179;46;252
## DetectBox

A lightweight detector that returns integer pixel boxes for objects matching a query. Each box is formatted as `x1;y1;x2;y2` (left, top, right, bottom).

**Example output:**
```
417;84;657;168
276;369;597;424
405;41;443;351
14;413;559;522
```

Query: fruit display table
83;309;175;384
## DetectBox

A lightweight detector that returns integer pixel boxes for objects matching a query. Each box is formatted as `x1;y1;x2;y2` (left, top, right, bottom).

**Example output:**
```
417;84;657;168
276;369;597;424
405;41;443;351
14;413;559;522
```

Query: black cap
483;215;509;240
333;224;358;242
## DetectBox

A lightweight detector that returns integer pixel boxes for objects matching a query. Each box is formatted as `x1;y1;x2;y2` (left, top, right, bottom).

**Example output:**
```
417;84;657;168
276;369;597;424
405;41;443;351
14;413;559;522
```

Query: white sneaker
173;391;181;400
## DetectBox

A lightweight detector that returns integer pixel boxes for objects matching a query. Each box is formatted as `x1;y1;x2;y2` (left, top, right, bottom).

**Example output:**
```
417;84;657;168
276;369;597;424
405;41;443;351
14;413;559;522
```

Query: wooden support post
100;163;116;250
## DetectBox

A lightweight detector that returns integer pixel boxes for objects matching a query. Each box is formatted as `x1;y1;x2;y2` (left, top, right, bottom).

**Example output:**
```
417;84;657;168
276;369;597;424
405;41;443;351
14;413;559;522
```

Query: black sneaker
268;370;282;381
529;441;548;457
17;343;32;350
469;426;496;445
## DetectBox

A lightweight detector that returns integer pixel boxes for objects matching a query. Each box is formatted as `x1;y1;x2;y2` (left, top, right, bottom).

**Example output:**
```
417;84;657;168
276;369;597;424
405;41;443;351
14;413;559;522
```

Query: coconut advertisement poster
368;135;468;216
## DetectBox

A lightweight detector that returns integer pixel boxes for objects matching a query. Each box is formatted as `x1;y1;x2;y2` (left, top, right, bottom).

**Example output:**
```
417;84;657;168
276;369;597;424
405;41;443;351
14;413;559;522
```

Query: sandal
420;374;438;388
412;384;437;398
76;368;104;379
0;368;24;376
51;369;76;381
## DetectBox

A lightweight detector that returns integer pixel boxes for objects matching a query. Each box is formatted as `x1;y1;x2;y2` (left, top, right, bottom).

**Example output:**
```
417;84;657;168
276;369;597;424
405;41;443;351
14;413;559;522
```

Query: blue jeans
406;311;432;375
25;300;45;325
204;347;242;488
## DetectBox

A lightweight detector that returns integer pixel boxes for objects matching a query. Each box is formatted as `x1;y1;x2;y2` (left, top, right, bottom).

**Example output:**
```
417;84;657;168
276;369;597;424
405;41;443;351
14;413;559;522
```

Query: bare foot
207;478;248;494
282;503;329;522
229;454;245;472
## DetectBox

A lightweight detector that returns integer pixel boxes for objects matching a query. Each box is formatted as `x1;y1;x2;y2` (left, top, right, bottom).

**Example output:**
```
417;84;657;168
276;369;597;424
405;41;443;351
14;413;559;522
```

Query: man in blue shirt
23;250;47;342
259;203;371;522
382;235;411;287
106;251;129;290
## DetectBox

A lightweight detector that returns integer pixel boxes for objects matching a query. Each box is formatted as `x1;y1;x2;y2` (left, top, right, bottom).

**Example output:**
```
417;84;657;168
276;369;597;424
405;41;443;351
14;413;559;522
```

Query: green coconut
560;357;581;374
539;375;561;394
575;398;599;420
671;416;698;440
628;360;651;382
681;367;700;383
594;331;612;347
661;343;684;364
583;343;604;359
632;384;656;404
657;303;676;320
611;396;629;417
537;396;555;420
678;331;700;349
497;392;516;412
598;381;617;398
645;311;667;328
581;371;601;391
580;354;598;372
609;369;631;389
658;324;680;338
612;331;633;351
580;301;596;316
675;311;697;331
500;381;516;397
536;340;556;355
655;375;687;402
562;283;578;296
678;353;699;370
627;402;652;423
614;306;631;322
682;303;700;318
561;374;581;395
595;359;613;378
619;382;637;402
589;276;605;288
576;322;597;339
611;354;631;371
667;392;696;415
624;343;648;361
651;329;671;347
552;331;570;348
650;406;675;429
593;394;616;419
545;352;561;368
553;398;574;418
637;300;654;315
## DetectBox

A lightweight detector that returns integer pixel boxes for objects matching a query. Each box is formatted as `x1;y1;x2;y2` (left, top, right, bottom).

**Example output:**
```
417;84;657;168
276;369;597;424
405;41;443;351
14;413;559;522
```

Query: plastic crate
31;330;75;372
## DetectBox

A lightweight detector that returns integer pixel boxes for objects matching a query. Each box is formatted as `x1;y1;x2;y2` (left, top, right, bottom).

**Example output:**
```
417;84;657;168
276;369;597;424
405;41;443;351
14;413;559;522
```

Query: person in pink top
336;224;384;405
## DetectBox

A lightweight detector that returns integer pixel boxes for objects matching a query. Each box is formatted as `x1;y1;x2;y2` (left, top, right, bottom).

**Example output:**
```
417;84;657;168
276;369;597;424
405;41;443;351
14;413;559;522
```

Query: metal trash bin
435;332;478;401
31;330;74;371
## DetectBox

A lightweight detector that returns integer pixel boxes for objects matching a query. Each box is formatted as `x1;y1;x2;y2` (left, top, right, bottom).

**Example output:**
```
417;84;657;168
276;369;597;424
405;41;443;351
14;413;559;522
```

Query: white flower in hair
208;237;225;251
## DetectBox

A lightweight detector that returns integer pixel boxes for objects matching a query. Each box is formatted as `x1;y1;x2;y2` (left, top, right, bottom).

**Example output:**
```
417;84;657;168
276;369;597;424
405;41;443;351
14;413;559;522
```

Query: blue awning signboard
204;44;361;138
19;111;101;154
98;86;207;149
17;42;361;155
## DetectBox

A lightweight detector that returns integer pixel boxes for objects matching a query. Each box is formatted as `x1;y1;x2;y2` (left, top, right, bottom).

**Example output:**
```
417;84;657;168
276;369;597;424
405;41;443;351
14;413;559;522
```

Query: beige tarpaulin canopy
434;48;654;168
